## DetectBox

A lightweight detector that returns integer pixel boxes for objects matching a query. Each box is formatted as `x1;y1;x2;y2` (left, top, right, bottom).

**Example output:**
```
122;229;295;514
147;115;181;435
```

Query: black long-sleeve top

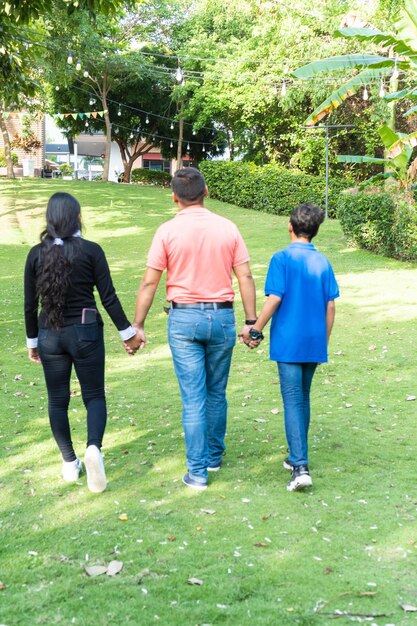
24;238;133;341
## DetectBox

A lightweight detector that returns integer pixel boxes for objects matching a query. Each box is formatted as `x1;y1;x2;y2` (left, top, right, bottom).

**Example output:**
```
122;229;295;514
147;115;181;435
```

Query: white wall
108;143;124;182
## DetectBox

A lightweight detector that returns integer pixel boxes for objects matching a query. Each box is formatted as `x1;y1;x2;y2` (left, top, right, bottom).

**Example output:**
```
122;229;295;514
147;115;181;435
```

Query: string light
281;79;287;96
117;106;122;116
202;144;206;152
175;67;183;83
363;85;369;101
85;121;89;127
129;132;134;139
187;142;190;150
192;129;196;135
76;58;81;71
379;80;385;98
89;97;96;106
145;115;149;124
83;67;89;78
55;85;60;91
170;122;174;129
170;140;173;148
67;52;73;64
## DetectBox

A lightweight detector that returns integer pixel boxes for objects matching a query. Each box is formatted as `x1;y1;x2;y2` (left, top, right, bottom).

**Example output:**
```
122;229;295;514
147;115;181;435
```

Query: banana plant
293;0;417;181
337;125;413;189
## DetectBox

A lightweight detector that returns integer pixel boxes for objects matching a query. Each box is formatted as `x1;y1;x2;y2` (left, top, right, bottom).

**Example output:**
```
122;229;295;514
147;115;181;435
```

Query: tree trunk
176;101;184;170
0;112;15;179
228;129;235;161
101;76;111;182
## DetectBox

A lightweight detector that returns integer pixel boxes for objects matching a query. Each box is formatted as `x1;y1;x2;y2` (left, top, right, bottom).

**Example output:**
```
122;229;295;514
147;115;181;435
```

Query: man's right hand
124;327;147;354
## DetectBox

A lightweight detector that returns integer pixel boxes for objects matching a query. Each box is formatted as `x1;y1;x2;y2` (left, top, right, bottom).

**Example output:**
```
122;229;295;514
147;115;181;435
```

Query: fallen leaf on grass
323;568;333;575
401;604;417;612
200;508;216;515
107;560;123;576
406;395;416;401
270;408;279;414
118;513;128;521
261;514;271;520
85;565;108;577
254;543;269;548
168;535;176;541
0;581;5;590
136;568;150;584
14;392;26;397
14;374;23;381
188;577;203;585
254;418;268;423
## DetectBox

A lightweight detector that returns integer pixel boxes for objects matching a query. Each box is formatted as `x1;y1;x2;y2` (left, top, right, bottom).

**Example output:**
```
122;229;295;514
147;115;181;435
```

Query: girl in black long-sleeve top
24;192;137;493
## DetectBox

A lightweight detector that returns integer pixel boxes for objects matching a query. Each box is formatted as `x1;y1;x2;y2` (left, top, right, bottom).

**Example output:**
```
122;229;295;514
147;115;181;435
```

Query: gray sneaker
84;445;107;493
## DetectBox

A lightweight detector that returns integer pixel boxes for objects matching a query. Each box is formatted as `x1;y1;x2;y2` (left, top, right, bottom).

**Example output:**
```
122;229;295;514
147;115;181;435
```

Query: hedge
200;161;350;218
130;168;172;187
336;191;417;261
0;150;18;167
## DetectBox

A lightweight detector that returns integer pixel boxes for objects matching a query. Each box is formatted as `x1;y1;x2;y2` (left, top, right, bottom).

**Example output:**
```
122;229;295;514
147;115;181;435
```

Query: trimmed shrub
200;161;350;217
391;200;417;261
336;191;396;256
0;150;18;167
131;168;172;187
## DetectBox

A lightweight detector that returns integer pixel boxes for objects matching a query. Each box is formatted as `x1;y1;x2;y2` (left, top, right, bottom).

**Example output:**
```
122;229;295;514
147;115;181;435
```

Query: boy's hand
28;348;41;364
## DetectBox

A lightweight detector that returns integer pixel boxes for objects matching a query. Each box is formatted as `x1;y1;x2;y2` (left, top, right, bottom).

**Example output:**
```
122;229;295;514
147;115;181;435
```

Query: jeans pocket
221;322;236;345
74;322;99;343
168;319;198;342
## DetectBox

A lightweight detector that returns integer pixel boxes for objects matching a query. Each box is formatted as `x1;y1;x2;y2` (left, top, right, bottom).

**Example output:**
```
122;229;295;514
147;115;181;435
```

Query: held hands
28;348;41;364
238;325;262;349
124;326;147;355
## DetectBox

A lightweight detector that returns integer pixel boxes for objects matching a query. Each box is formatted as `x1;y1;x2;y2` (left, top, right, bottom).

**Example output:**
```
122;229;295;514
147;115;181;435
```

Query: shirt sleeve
232;227;250;267
147;225;168;270
93;245;132;332
265;253;286;297
24;248;39;343
327;263;340;301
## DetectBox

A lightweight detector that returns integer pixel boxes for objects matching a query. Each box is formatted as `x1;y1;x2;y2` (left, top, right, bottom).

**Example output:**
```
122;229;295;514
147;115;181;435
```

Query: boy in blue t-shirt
242;203;339;492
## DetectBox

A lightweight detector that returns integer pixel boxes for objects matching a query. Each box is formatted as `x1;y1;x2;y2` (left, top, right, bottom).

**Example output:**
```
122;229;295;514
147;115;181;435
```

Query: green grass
1;178;417;626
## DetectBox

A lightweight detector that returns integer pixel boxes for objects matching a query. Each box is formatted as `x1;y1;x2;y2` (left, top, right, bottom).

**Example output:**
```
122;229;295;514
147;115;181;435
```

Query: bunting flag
55;110;107;120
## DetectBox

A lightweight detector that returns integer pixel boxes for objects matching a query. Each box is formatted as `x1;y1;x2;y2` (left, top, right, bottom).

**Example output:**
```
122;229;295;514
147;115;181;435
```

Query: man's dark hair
290;202;324;240
171;167;206;204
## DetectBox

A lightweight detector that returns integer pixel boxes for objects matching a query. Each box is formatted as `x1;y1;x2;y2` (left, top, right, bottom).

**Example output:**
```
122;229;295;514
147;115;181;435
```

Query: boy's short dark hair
171;167;206;204
290;202;325;240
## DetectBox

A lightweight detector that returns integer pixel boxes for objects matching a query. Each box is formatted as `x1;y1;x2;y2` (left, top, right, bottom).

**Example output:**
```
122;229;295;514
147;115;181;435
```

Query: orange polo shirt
146;206;250;303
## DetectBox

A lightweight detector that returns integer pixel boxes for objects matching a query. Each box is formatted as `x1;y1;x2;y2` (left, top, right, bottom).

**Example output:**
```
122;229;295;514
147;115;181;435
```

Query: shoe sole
207;466;221;472
85;446;107;493
287;475;313;492
182;476;208;490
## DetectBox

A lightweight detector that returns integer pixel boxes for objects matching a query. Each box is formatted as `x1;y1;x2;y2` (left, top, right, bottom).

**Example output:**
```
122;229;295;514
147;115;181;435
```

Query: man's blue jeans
168;308;236;483
277;362;317;468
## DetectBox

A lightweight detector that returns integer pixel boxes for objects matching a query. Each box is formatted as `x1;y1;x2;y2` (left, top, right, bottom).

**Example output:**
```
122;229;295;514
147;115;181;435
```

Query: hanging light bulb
170;141;173;148
281;79;287;97
85;121;89;127
363;85;369;101
175;67;183;83
117;106;122;116
202;144;206;152
192;129;196;136
145;115;149;124
170;122;174;130
129;132;134;139
67;52;73;64
76;58;81;71
55;85;60;91
89;97;96;106
379;80;385;98
114;127;119;134
187;142;190;150
83;67;89;78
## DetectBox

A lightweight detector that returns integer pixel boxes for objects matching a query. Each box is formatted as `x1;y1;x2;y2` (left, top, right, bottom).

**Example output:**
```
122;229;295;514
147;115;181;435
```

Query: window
143;158;171;173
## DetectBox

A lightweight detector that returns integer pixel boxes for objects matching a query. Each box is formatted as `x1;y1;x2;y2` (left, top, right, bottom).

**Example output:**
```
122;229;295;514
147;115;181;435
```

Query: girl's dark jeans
38;322;106;462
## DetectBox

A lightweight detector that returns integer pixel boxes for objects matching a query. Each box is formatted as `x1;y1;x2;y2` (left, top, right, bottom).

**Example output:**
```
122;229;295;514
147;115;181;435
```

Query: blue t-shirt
265;242;339;363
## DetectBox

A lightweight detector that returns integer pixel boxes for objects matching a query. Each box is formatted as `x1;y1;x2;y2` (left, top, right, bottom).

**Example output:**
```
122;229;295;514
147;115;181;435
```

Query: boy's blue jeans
277;362;317;468
168;308;236;483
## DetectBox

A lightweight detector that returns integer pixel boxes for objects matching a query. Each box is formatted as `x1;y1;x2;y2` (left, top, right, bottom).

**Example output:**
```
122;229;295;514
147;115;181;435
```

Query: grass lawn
1;178;417;626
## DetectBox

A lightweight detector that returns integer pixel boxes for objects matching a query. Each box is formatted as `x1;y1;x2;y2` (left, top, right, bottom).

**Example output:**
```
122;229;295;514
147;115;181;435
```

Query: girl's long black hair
36;192;82;328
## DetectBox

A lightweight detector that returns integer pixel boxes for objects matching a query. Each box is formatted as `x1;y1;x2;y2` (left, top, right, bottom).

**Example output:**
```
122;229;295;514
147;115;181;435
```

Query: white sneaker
84;445;107;493
62;457;82;482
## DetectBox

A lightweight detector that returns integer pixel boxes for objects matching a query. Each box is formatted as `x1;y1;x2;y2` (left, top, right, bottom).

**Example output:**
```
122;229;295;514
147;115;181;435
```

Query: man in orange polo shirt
128;168;257;490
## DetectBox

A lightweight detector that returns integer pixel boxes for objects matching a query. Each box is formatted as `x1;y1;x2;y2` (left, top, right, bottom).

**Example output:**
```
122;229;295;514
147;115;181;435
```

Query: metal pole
325;126;329;220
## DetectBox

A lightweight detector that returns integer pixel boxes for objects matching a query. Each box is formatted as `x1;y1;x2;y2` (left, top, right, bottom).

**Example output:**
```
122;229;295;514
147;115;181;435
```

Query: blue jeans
168;308;236;482
38;322;106;462
277;362;317;468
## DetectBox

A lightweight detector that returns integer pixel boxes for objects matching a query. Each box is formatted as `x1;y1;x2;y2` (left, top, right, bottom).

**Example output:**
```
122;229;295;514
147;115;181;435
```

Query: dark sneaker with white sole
287;465;312;492
182;472;208;490
207;460;222;472
283;458;293;471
